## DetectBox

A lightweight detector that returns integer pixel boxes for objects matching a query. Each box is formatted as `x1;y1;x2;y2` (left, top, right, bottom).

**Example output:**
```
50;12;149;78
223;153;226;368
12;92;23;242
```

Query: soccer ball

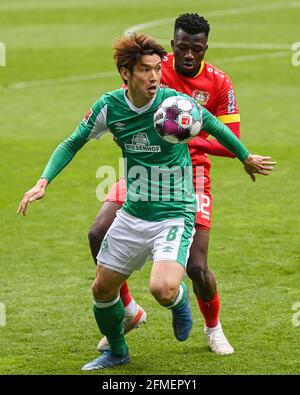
154;96;202;143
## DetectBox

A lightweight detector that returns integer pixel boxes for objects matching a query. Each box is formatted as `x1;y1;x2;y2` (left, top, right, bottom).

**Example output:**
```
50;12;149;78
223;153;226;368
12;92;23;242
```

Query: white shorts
97;209;195;276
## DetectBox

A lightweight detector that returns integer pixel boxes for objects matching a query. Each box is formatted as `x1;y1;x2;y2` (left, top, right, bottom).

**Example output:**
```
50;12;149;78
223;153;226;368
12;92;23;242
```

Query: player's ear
171;40;174;50
120;66;131;82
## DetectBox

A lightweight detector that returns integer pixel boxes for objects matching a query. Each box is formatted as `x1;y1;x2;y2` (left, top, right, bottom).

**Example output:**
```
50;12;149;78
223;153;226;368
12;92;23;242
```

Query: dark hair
174;13;210;36
113;32;167;82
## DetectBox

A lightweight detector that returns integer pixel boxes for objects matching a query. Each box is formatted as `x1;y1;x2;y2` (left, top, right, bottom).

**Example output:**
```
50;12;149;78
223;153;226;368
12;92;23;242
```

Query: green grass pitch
0;0;299;375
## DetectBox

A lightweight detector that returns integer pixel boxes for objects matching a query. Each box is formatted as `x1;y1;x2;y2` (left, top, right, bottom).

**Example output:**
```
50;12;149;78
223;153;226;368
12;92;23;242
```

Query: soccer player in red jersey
89;14;242;355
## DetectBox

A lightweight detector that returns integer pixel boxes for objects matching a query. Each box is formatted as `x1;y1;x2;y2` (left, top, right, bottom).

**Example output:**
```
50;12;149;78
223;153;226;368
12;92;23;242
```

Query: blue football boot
171;296;193;341
81;349;130;370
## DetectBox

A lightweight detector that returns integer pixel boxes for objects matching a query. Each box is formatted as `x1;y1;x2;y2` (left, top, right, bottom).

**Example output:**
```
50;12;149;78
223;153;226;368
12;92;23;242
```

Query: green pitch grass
0;0;299;375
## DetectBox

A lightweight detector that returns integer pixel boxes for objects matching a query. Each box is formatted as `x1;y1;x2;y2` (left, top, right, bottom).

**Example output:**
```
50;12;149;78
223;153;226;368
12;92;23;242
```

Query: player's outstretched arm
242;154;276;182
17;178;49;216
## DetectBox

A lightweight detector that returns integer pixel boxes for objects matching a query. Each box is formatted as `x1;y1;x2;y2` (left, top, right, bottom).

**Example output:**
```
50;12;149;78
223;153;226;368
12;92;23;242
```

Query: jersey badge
192;90;210;106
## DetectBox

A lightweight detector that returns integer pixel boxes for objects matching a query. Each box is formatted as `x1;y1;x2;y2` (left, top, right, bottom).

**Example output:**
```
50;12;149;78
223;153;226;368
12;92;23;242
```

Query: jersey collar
193;61;205;78
123;88;157;114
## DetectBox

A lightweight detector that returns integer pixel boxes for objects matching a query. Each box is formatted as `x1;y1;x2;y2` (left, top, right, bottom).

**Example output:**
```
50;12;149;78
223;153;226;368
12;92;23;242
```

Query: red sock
120;281;133;307
197;292;220;328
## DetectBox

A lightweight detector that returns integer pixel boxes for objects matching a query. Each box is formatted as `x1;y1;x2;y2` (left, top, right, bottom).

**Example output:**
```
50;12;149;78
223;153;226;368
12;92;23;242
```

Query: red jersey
161;53;241;175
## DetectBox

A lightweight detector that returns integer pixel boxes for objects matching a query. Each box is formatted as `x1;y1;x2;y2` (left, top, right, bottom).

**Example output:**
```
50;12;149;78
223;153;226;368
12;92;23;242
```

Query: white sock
124;299;138;318
205;320;222;333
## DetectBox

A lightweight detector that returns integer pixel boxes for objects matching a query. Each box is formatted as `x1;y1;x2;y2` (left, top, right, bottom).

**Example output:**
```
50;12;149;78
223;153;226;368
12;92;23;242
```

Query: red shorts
105;176;212;231
194;175;212;231
105;177;127;206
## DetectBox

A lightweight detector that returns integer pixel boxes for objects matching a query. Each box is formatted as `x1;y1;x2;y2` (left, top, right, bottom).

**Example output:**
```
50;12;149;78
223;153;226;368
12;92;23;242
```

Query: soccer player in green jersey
17;33;275;370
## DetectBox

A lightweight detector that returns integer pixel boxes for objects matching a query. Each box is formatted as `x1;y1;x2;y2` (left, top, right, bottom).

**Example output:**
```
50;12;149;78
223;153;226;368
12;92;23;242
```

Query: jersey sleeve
196;77;241;158
41;97;109;182
192;122;240;158
199;106;248;161
215;76;239;118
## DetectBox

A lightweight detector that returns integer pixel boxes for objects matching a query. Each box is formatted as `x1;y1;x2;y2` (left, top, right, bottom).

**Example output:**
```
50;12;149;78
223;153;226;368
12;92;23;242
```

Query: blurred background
0;0;299;374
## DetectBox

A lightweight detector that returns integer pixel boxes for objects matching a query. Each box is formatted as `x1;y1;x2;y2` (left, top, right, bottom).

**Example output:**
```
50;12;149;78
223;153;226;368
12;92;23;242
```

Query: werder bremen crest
100;237;108;252
125;132;161;152
132;132;149;146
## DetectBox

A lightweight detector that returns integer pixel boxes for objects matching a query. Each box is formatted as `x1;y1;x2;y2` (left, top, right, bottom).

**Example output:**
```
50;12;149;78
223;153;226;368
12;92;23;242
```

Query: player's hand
242;154;276;182
17;178;49;216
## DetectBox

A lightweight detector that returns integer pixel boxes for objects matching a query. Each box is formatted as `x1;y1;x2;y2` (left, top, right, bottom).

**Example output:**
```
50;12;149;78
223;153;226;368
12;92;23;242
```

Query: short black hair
174;13;210;36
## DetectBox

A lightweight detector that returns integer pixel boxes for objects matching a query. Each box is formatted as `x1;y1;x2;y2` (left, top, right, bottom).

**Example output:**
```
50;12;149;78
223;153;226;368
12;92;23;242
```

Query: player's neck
126;88;152;108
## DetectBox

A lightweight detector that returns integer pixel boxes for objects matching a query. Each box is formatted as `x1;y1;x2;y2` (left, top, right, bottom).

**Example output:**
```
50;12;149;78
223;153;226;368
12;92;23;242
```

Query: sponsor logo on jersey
125;132;161;152
227;89;236;113
114;122;125;130
83;109;93;123
192;90;210;106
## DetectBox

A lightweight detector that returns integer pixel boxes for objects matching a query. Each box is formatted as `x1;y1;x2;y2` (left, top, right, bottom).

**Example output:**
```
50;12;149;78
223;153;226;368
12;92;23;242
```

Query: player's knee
186;254;207;282
92;278;115;301
149;282;178;306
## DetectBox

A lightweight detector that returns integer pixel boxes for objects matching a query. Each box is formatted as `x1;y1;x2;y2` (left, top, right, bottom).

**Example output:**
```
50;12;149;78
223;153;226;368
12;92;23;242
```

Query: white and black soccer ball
154;96;202;143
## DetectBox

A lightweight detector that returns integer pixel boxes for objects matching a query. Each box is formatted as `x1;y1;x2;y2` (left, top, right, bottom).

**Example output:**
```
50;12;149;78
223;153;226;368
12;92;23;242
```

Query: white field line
1;71;116;90
209;43;291;50
0;0;102;11
1;1;296;90
157;40;291;50
213;50;291;64
1;50;291;91
124;1;300;35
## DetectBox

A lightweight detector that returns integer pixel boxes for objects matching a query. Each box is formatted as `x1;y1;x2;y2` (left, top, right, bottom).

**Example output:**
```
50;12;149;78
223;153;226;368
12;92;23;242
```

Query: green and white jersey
79;87;196;222
41;86;249;222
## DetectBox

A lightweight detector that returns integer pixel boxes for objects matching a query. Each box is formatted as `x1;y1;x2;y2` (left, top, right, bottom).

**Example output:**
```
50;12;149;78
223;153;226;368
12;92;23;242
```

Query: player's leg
187;227;219;320
88;178;126;265
187;183;234;355
82;210;149;370
89;200;145;317
88;179;146;351
81;265;130;370
149;218;194;341
88;201;121;265
149;260;192;341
